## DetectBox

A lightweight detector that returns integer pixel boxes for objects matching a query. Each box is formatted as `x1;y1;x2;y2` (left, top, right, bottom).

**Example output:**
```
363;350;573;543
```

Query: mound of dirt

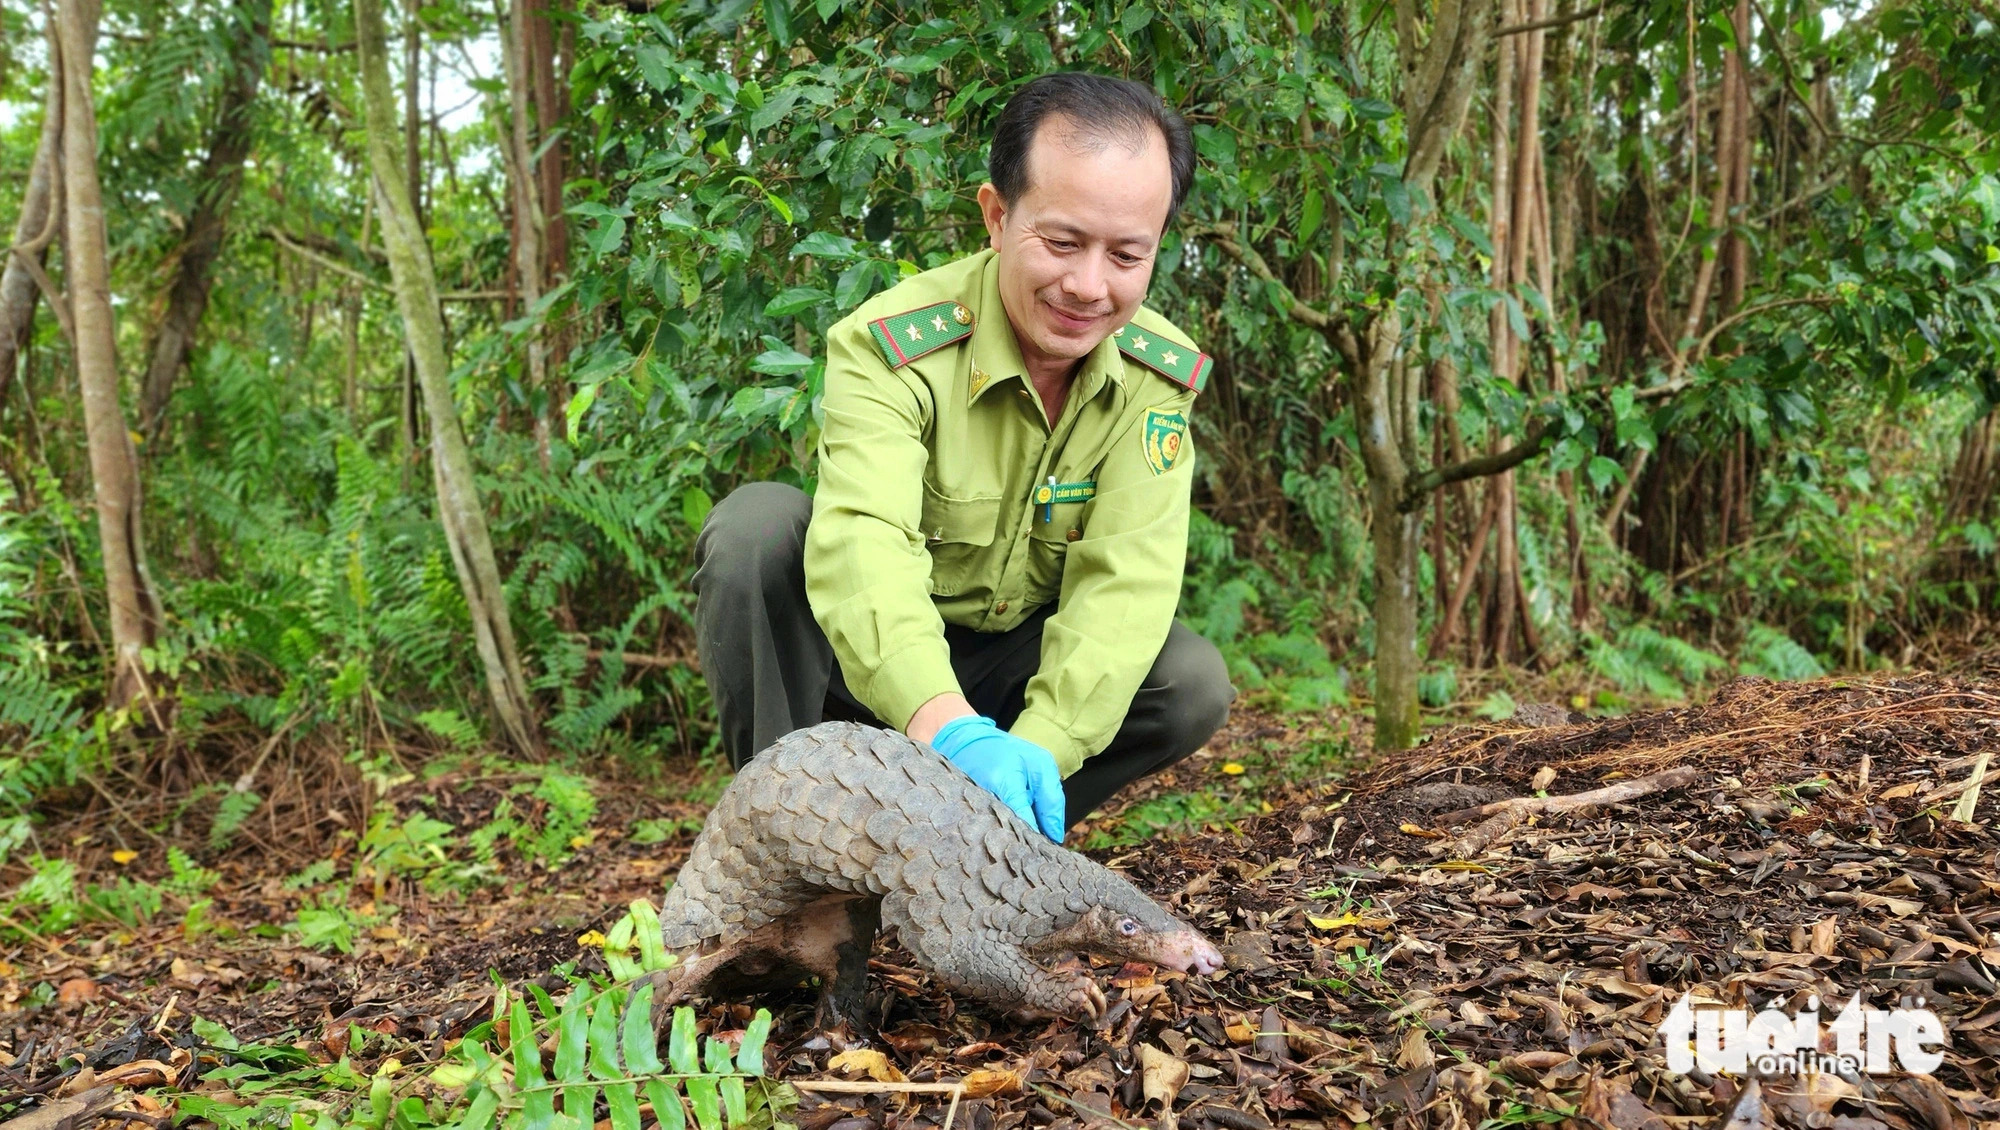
6;675;1998;1130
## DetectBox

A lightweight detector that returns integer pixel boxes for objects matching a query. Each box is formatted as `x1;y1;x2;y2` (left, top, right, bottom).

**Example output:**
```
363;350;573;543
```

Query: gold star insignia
1128;335;1150;352
1160;349;1181;366
931;315;948;333
905;324;924;342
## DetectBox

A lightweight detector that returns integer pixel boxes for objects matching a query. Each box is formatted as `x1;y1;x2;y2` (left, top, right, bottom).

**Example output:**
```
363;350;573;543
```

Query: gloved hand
927;714;1067;843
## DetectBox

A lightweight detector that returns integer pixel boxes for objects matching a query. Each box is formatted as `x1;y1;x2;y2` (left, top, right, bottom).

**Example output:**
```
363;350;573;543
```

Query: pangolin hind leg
648;894;882;1032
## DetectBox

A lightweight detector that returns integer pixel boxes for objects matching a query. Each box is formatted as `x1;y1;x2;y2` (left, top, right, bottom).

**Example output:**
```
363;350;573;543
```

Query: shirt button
995;600;1009;614
1066;529;1081;542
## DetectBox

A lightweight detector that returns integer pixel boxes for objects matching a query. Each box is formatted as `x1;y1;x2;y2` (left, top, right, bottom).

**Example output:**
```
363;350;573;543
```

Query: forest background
1;0;1998;917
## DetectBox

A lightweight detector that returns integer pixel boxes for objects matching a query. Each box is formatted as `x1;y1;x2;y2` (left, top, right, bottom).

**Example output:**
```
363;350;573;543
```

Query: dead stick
1434;765;1701;827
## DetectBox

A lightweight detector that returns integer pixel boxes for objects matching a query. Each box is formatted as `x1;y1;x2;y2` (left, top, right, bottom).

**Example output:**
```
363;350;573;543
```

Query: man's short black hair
987;72;1196;227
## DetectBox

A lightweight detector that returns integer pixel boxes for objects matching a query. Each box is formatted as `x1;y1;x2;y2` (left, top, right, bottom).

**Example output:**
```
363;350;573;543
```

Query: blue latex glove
928;714;1067;843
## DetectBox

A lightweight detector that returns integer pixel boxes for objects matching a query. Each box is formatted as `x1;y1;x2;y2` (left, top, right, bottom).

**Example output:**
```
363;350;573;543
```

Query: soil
4;672;2000;1130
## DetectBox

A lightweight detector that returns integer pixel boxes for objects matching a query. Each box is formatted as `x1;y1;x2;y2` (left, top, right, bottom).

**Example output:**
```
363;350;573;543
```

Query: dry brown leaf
1108;962;1156;989
1852;892;1924;916
961;1068;1021;1098
97;1058;176;1089
827;1048;905;1083
56;978;99;1007
1138;1044;1190;1109
1396;1026;1435;1070
1223;1018;1258;1044
1879;781;1922;800
1810;916;1839;956
1889;1076;1972;1130
1530;766;1558;791
1564;881;1626;903
879;1023;949;1054
1398;823;1445;839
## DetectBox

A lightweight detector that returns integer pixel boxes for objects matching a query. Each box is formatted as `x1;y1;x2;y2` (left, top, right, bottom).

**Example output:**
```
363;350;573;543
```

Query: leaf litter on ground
3;673;1999;1129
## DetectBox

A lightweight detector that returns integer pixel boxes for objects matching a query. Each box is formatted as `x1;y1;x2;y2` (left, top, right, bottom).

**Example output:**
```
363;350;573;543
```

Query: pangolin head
1034;872;1224;977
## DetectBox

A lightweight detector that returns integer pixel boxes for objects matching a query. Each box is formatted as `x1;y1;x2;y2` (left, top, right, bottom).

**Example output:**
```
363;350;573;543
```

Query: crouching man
693;72;1233;841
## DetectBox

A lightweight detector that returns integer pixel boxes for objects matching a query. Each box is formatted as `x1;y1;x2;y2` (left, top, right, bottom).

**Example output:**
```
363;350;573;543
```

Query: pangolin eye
1118;918;1140;936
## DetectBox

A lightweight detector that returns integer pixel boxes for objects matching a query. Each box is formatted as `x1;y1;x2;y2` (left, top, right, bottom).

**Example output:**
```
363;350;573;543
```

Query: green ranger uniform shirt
804;247;1210;777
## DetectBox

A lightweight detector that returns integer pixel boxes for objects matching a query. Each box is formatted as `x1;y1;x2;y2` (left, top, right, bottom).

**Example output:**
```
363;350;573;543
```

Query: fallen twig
1432;766;1702;857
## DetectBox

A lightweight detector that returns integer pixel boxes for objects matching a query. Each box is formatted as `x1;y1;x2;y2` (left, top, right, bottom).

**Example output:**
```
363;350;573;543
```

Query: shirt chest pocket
920;481;1001;598
1024;501;1086;600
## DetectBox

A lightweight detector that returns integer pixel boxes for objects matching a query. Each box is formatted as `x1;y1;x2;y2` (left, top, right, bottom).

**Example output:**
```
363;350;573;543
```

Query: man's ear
976;183;1008;252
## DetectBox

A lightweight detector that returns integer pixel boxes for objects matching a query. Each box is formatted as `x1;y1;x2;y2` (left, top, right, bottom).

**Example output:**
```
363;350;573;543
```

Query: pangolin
650;721;1223;1023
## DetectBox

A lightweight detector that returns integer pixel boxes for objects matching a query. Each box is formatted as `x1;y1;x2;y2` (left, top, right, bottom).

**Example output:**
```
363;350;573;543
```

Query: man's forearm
906;692;975;744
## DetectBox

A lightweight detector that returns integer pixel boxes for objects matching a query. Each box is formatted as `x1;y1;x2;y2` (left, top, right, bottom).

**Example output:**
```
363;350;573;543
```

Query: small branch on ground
1432;765;1702;857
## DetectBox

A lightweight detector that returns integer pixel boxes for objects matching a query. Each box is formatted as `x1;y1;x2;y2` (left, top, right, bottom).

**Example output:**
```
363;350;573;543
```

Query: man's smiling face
978;115;1174;378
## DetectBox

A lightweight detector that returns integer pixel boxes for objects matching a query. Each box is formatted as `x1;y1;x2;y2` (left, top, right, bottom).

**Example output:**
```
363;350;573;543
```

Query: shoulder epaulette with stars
1112;323;1211;393
868;301;974;368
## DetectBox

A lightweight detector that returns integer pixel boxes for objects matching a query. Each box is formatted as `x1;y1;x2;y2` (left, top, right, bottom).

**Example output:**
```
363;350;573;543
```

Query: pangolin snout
1160;931;1225;976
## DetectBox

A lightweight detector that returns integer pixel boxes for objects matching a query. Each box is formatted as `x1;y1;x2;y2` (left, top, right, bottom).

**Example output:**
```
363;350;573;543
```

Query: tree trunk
1353;315;1422;751
1348;0;1493;750
137;0;272;437
501;0;552;465
355;0;542;753
0;15;64;406
59;0;165;713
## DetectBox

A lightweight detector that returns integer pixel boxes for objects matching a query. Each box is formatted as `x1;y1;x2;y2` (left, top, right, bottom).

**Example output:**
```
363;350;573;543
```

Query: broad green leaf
193;1018;240;1050
607;1082;644;1130
763;286;832;318
682;487;714;530
458;1085;501;1130
763;0;793;45
703;1037;733;1074
603;911;641;982
646;1080;687;1130
556;992;592;1080
686;1075;723;1130
587;987;625;1080
791;231;860;260
1586;456;1624;491
563;1082;601;1127
721;1076;749;1127
631;900;673;973
750;348;814;376
511;998;556;1129
564;384;598;446
736;1010;771;1076
1299;188;1323;246
623;981;665;1075
668;1007;699;1075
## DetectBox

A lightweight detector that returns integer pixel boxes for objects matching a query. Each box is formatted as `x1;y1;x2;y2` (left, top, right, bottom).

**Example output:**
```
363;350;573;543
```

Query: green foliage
598;899;678;982
1586;626;1730;704
375;988;785;1130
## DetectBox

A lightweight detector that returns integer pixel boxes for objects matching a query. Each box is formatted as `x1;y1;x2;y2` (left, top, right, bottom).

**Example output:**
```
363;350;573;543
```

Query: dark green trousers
692;482;1234;828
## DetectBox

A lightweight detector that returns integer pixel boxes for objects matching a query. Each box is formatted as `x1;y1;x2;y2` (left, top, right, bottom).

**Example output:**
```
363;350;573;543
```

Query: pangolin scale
650;722;1223;1022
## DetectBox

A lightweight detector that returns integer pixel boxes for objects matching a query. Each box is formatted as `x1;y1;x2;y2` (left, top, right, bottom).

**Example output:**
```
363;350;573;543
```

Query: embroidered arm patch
1142;409;1189;475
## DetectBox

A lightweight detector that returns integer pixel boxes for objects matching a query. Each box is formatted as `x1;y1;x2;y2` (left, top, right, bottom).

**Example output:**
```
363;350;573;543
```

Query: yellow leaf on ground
576;930;607;947
112;850;138;865
1221;762;1246;775
961;1068;1021;1097
828;1048;905;1082
1307;911;1392;932
1398;823;1444;839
